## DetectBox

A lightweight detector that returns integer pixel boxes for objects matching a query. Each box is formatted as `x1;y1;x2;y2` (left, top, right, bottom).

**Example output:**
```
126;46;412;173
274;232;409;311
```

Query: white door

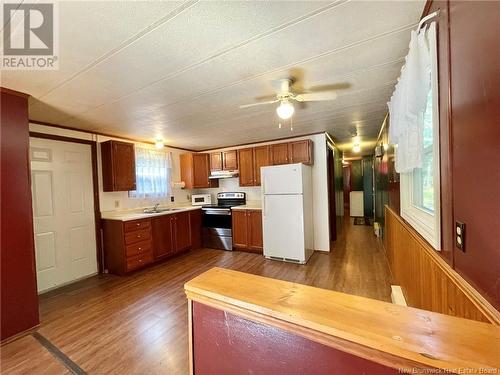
30;138;97;293
261;164;304;195
263;194;305;261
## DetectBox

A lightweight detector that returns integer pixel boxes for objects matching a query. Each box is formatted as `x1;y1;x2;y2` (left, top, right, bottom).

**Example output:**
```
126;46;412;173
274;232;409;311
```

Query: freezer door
261;163;303;195
263;194;305;261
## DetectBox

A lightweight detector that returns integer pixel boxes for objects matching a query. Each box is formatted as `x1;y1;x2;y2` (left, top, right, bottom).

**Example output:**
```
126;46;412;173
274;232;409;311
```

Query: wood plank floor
1;218;392;374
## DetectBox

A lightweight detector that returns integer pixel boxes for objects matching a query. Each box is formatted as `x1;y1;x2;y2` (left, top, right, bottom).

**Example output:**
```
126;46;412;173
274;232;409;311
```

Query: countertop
185;268;500;372
101;205;201;221
231;201;262;210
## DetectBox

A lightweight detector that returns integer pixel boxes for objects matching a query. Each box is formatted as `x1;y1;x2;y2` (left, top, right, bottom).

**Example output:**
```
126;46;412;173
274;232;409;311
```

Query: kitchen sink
143;208;182;214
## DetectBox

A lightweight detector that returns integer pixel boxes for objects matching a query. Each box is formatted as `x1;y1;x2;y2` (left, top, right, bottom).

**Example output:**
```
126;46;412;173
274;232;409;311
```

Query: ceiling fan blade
254;94;277;101
295;91;338;102
239;99;279;109
308;82;351;92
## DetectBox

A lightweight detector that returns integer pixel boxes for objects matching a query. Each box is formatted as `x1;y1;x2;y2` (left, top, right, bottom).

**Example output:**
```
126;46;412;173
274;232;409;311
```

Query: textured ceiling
1;0;424;154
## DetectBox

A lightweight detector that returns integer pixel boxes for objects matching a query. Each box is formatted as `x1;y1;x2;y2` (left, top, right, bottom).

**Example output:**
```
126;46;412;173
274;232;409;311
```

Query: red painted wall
192;302;399;374
447;1;500;309
1;89;39;340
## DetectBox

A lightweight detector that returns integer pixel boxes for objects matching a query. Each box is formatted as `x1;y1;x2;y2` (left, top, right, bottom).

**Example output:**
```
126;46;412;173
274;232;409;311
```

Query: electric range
201;192;245;250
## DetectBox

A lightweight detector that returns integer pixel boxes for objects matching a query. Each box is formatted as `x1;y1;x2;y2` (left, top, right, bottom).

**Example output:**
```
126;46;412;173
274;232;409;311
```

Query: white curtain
130;147;172;198
388;22;435;173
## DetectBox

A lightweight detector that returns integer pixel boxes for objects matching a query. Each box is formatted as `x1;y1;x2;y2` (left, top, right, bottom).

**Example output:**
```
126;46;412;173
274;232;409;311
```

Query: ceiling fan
239;76;346;120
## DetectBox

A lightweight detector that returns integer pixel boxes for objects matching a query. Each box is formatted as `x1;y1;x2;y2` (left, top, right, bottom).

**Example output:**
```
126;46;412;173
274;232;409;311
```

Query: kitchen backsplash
195;177;261;201
99;188;191;212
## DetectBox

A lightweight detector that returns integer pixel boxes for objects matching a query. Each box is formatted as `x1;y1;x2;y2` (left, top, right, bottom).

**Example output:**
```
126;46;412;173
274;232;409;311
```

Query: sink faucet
153;203;160;212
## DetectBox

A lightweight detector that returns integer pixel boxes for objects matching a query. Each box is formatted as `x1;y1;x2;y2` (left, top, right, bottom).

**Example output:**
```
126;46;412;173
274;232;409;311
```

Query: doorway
30;137;98;293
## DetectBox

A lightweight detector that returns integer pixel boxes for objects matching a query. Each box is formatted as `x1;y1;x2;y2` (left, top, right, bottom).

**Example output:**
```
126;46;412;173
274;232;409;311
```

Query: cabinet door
113;142;136;190
223;150;238;170
238;148;254;186
152;215;174;259
193;154;210;188
189;209;202;250
247;210;263;253
271;143;289;165
289;140;313;165
174;211;191;252
232;210;248;249
253;146;270;186
210;152;222;171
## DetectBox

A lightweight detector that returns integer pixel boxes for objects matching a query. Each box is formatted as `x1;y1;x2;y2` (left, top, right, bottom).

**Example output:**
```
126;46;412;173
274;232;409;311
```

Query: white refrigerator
261;163;314;264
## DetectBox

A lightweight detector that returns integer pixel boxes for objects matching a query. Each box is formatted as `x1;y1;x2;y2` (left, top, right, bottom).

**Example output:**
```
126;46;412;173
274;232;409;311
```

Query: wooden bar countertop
185;267;500;373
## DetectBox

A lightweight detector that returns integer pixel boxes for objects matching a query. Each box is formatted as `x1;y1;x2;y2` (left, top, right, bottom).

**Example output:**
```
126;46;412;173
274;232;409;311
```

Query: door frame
326;144;337;242
29;132;103;274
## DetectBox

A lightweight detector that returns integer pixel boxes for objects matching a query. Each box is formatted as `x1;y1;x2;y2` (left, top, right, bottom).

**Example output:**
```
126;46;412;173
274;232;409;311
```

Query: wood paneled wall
1;88;40;341
384;206;500;325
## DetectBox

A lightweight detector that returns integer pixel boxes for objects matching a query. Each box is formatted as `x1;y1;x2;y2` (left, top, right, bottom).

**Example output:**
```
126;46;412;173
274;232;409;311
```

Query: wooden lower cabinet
232;210;263;253
152;215;174;259
190;209;202;250
103;210;201;275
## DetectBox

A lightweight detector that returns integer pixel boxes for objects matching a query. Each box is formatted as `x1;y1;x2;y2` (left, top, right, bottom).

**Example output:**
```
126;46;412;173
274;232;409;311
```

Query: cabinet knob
137;235;141;238
136;223;140;226
138;247;142;251
139;259;143;263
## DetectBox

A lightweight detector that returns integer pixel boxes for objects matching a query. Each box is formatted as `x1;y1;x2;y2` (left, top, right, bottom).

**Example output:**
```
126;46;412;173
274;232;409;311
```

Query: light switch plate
455;221;465;252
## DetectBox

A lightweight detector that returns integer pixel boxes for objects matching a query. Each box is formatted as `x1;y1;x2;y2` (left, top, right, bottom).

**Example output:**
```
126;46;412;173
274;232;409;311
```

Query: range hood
209;170;239;179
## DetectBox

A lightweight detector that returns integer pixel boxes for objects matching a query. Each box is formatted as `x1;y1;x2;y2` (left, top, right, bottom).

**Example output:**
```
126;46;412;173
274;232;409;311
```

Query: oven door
202;209;232;250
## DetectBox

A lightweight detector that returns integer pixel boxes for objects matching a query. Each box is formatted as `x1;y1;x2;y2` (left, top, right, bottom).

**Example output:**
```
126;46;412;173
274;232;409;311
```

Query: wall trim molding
384;205;500;325
29;119;197;152
0;86;30;98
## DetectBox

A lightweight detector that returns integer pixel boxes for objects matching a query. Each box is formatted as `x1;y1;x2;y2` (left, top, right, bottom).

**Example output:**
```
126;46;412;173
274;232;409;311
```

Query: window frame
400;24;441;250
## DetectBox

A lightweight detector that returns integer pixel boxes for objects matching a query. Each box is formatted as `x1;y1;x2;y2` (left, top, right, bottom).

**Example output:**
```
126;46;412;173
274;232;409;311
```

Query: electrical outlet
170;196;175;203
455;221;465;252
114;200;120;208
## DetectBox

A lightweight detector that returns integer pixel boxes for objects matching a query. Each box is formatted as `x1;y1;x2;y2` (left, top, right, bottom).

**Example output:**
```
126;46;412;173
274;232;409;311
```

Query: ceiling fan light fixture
276;100;294;120
353;142;361;153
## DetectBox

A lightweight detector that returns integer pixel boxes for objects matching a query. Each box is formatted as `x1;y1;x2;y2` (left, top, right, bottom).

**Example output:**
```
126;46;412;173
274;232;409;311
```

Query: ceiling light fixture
155;139;164;149
276;100;294;120
353;143;361;153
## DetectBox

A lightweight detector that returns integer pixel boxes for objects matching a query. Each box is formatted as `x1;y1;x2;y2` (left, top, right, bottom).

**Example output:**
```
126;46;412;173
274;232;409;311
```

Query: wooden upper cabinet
271;142;289;165
193;154;210;188
211;150;238;171
101;140;136;192
223;150;238;170
210;152;223;171
181;153;218;189
253;145;271;186
238;148;255;187
289;140;313;165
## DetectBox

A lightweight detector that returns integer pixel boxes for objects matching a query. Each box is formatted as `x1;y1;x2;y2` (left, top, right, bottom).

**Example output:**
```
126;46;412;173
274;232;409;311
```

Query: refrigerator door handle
262;196;266;218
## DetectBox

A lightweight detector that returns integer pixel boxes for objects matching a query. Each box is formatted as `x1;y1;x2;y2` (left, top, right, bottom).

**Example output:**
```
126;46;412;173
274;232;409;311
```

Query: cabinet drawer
124;228;151;245
126;253;153;272
125;239;152;258
124;219;151;233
